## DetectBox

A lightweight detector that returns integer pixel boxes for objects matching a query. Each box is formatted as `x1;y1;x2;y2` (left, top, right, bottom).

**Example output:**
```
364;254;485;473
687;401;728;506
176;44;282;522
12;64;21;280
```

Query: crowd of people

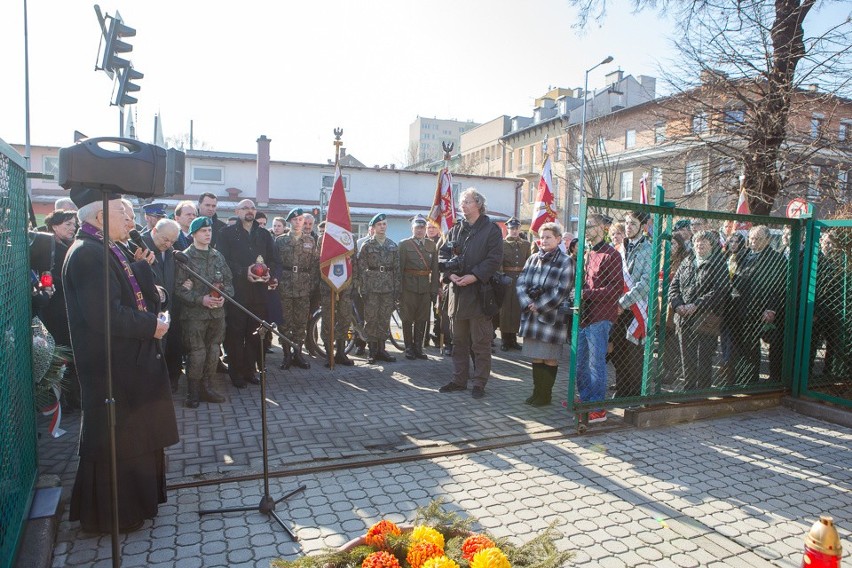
28;185;846;533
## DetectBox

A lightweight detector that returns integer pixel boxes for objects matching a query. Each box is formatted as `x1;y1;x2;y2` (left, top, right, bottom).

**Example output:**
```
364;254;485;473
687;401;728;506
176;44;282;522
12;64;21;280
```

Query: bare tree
557;118;623;210
165;133;211;152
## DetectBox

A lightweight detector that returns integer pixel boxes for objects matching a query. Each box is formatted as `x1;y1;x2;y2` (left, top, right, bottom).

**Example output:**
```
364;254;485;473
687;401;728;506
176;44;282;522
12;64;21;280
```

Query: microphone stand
175;253;305;540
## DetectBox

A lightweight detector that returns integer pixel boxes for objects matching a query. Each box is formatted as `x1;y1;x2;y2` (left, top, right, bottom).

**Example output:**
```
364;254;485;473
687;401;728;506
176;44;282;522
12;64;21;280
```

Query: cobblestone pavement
38;343;852;567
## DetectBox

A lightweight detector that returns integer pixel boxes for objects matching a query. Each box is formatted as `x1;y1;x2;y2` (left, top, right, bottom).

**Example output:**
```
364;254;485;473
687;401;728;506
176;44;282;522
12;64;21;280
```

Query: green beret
189;216;213;235
369;213;386;227
285;207;304;222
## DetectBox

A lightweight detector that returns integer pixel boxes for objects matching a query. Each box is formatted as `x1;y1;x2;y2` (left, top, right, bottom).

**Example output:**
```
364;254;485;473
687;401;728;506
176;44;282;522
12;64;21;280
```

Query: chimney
256;135;271;207
340;147;347;157
605;70;624;87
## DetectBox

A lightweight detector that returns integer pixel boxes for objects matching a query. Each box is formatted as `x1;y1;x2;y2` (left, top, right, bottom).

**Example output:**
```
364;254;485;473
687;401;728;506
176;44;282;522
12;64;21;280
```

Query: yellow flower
470;547;510;568
409;526;445;550
406;541;443;568
421;556;460;568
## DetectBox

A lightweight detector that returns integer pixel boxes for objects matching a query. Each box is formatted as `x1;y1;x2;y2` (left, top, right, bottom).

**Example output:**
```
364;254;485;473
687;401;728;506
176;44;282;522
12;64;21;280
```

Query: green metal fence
567;190;804;422
794;219;852;408
0;140;37;568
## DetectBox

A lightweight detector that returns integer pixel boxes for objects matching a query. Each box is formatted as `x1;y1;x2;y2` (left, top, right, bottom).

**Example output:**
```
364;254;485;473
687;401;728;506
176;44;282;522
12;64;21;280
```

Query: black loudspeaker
58;137;183;198
165;148;185;195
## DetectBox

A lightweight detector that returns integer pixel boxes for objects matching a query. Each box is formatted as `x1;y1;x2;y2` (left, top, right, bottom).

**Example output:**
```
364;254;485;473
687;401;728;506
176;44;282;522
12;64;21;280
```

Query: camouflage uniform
399;236;439;359
275;231;318;368
176;246;234;407
357;236;400;361
500;236;531;349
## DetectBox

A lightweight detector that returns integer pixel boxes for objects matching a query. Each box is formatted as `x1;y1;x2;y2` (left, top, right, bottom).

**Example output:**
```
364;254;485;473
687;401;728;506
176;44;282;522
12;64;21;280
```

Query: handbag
480;280;500;317
695;312;722;336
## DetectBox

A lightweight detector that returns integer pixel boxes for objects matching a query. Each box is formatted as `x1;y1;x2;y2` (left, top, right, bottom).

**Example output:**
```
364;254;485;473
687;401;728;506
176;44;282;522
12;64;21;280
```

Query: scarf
80;222;149;312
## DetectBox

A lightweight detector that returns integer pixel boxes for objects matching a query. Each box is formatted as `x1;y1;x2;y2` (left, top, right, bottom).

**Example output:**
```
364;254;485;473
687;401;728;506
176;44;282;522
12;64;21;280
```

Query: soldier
175;217;232;408
500;217;530;351
275;207;318;370
399;215;439;360
357;213;400;363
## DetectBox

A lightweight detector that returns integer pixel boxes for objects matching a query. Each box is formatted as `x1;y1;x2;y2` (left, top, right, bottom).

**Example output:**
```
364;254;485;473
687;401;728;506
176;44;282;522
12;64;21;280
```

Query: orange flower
362;551;402;568
470;547;510;568
461;535;496;562
406;541;444;568
365;520;402;549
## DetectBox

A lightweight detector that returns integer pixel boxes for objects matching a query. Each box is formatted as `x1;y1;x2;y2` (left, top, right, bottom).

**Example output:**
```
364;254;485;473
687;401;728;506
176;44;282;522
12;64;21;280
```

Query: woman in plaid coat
516;222;575;406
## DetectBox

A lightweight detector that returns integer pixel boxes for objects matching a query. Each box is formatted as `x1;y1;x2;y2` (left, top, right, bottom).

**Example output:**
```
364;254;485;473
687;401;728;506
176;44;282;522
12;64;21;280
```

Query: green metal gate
0;140;38;568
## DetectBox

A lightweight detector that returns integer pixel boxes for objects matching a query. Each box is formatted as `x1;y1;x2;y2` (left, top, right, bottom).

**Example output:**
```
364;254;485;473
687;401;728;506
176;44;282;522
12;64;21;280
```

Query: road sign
786;198;810;218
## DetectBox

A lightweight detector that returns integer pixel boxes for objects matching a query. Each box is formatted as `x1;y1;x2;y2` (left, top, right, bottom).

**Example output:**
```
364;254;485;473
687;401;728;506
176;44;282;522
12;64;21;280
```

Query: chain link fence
0;140;37;568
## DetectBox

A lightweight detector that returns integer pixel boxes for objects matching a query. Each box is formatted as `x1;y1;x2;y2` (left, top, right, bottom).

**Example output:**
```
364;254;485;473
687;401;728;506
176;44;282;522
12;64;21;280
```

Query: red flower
365;520;402;549
362;551;402;568
461;534;496;562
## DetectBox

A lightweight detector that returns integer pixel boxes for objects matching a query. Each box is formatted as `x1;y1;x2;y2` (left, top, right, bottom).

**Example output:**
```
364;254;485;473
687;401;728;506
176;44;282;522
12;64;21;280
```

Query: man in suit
173;200;198;251
143;218;184;392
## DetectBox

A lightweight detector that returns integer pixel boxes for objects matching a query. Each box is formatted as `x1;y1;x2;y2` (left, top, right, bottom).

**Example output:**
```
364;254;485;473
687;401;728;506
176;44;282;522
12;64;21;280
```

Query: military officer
399;215;440;360
275;207;318;370
500;217;531;350
357;213;400;363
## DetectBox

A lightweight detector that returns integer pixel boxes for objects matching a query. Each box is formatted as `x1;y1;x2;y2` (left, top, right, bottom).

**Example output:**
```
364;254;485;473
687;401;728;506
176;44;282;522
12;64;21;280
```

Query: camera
526;286;544;301
438;240;464;274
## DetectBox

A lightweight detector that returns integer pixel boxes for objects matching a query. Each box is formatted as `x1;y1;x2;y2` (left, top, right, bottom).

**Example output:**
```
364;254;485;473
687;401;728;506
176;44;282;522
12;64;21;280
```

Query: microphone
173;250;190;264
129;229;148;253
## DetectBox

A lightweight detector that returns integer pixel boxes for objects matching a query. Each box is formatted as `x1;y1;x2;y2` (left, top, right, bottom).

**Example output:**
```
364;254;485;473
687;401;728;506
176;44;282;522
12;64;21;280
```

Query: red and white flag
727;177;752;236
427;168;456;233
619;246;648;344
639;172;649;205
319;164;355;292
530;155;557;234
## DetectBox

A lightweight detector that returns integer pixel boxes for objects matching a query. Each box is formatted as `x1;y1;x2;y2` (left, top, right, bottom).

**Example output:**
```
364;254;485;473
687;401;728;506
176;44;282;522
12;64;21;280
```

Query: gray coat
440;214;503;320
516;249;575;344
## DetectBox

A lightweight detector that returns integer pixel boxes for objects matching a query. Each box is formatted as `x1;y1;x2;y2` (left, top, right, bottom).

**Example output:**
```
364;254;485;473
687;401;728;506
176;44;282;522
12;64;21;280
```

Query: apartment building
409;116;479;165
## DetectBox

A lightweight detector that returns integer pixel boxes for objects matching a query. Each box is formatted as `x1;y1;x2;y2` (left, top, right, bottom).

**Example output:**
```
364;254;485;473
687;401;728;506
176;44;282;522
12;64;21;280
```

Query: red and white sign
786;198;810;219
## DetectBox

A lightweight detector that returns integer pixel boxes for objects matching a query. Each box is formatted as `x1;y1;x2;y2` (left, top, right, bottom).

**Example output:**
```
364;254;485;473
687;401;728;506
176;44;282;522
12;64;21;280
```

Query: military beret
285;207;304;222
674;219;692;231
69;187;122;208
189;216;213;235
369;213;386;227
143;203;167;217
506;217;521;228
411;214;427;226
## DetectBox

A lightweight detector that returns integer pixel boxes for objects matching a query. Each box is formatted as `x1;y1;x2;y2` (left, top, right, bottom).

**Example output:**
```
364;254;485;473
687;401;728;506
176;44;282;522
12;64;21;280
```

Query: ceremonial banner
427;168;456;233
320;164;355;291
530;155;557;234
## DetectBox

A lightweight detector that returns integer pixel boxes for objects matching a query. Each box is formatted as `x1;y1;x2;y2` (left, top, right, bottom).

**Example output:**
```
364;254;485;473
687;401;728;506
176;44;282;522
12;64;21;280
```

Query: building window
518;148;525;170
808;166;821;199
625;129;636;149
508;149;514;171
555;138;562;161
692;112;708;134
840;120;850;142
553;177;560;207
191;166;224;184
530;145;536;167
811;114;824;139
576;143;583;160
321;173;350;191
724;109;745;129
654;122;667;144
597;136;606;155
573;178;581;204
684;162;702;195
529;180;536;203
838;170;849;201
651;167;663;200
620;171;633;201
42;155;60;178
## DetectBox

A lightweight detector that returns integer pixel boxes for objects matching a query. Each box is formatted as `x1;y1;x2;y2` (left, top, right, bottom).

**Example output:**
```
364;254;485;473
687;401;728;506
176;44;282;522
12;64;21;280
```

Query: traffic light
114;64;143;107
101;16;136;73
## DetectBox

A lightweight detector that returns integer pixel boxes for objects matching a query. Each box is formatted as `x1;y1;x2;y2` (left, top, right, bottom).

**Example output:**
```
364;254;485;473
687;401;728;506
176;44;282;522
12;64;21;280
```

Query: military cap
673;219;692;231
70;187;122;208
143;203;167;217
285;207;304;222
411;214;427;226
369;213;387;227
506;217;521;228
189;216;213;235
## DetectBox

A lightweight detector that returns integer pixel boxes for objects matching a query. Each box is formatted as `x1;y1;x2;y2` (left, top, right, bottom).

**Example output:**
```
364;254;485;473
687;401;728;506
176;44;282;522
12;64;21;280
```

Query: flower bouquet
272;499;573;568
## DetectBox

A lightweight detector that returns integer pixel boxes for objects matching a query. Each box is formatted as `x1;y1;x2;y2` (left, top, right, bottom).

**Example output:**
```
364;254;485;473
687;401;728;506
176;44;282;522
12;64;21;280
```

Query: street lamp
576;55;614;228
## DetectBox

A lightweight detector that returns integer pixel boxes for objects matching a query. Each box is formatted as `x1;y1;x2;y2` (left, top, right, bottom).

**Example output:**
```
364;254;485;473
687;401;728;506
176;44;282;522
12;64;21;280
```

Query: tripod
174;253;306;540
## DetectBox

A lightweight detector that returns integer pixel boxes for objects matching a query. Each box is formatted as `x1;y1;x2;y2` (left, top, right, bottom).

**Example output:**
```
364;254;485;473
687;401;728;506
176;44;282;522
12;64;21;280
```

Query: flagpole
327;129;344;369
436;142;453;351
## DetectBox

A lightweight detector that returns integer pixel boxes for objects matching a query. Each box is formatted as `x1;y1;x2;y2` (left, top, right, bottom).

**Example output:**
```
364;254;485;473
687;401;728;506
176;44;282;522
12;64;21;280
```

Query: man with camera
438;188;503;399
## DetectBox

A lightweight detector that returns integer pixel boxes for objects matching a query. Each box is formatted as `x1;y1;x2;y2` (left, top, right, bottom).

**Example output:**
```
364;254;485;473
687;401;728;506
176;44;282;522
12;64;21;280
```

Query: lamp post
576;56;614;227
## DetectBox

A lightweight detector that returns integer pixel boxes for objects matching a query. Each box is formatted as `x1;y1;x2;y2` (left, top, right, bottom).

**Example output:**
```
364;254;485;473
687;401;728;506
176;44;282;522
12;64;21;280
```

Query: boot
368;342;379;364
292;344;311;369
525;363;543;405
279;342;293;370
511;335;522;350
501;333;514;351
355;338;367;356
334;339;354;366
413;323;428;359
531;364;557;407
185;378;200;409
376;340;397;362
403;323;416;360
200;378;226;403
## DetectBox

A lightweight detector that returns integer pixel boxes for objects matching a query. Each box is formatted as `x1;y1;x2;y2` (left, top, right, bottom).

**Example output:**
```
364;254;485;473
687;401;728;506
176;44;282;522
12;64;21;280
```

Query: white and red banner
530;155;557;234
622;257;648;344
428;168;456;233
320;164;355;292
727;178;752;236
639;172;649;205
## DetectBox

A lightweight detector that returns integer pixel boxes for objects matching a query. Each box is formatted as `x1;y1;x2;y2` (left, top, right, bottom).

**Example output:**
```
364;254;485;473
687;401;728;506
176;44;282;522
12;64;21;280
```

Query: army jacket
357;236;400;296
275;232;319;298
502;237;531;272
176;246;234;321
399;237;439;296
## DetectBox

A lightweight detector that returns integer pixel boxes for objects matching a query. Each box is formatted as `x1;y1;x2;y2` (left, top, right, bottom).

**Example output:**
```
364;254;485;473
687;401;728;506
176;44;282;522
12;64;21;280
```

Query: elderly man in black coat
63;188;178;534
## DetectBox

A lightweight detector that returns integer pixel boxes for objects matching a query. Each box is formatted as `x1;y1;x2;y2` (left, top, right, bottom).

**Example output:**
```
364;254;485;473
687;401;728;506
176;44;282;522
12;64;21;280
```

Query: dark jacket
62;230;178;461
142;233;177;303
730;245;787;319
669;250;729;328
440;214;503;319
41;237;72;347
216;220;278;306
209;213;227;249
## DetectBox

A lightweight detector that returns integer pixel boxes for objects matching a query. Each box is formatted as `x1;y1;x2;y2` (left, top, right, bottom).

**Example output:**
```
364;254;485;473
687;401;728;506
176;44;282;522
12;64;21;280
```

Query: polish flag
620;248;648;344
428;168;456;234
319;164;355;292
727;177;752;236
530;155;557;234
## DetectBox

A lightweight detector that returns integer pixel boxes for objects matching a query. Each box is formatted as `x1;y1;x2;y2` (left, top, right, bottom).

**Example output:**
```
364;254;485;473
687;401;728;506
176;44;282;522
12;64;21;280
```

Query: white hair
77;201;103;224
154;218;180;233
54;197;77;211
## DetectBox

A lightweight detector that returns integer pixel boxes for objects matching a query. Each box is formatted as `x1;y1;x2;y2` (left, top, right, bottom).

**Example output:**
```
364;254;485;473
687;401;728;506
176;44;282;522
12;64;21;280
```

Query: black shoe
404;347;417;360
471;386;485;399
231;379;246;389
245;373;261;385
511;342;522;351
442;346;453;356
414;350;428;360
500;344;510;352
377;350;397;363
439;382;466;393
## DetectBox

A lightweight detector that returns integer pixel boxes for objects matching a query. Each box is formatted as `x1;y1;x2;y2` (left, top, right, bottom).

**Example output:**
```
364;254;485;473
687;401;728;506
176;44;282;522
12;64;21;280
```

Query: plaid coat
516;249;575;344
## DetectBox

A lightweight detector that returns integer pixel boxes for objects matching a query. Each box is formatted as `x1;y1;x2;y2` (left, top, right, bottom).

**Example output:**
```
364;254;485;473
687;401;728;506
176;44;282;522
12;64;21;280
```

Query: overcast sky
1;0;846;167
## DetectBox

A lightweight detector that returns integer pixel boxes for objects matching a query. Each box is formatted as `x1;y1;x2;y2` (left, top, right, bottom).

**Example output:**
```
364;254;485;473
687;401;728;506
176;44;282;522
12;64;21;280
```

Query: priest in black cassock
63;187;178;534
